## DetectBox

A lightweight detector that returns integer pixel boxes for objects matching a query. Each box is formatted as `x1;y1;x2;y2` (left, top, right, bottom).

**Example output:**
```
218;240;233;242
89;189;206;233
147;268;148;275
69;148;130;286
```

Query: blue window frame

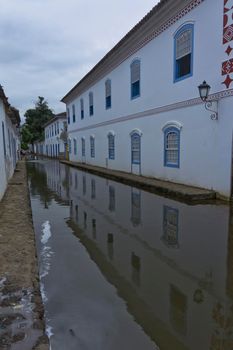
164;127;180;168
108;133;115;160
89;92;94;116
105;79;111;109
174;24;194;82
131;132;141;164
67;108;70;124
82;138;85;157
80;99;84;119
72;104;76;123
90;136;95;158
68;139;71;154
130;59;140;99
73;139;77;155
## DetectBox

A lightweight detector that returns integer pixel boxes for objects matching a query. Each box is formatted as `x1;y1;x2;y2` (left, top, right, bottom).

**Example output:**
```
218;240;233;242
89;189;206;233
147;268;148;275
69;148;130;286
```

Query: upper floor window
72;104;76;123
57;122;59;134
130;59;140;99
90;136;95;158
52;125;54;136
130;130;141;164
105;79;111;109
89;92;94;116
81;137;85;157
174;24;194;82
73;138;77;155
81;99;84;119
67;107;70;124
164;126;180;168
108;132;115;160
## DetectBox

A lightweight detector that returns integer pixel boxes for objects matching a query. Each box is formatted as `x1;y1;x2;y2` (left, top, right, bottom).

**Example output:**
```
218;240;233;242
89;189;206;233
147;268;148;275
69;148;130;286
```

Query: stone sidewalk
0;160;48;350
61;160;216;203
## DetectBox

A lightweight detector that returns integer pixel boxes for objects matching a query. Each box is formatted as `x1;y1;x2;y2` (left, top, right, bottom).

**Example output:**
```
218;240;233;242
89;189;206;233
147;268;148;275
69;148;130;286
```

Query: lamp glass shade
198;81;211;101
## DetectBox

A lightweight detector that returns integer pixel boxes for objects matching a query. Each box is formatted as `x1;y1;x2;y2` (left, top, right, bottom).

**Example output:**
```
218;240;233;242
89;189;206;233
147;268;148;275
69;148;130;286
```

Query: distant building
35;112;67;158
62;0;233;200
0;85;21;200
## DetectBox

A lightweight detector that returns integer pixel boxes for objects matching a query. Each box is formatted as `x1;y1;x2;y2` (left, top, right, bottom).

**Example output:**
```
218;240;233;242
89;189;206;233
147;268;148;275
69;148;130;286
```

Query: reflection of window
109;186;115;212
75;173;78;189
162;206;179;248
170;285;187;335
107;233;114;260
91;179;96;199
131;188;141;226
83;176;86;195
131;252;141;287
92;219;96;239
83;211;87;229
75;205;78;222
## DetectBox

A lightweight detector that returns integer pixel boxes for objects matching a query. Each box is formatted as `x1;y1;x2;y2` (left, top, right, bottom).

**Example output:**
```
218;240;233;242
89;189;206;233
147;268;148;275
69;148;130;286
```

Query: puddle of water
27;159;233;350
0;276;43;350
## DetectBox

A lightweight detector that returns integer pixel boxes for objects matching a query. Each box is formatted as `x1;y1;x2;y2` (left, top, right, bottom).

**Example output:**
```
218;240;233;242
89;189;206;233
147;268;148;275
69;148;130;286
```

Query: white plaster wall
66;0;233;197
0;101;20;200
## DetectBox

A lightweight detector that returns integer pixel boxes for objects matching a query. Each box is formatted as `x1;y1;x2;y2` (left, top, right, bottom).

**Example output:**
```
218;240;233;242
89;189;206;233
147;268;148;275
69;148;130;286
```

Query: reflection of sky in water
27;160;233;350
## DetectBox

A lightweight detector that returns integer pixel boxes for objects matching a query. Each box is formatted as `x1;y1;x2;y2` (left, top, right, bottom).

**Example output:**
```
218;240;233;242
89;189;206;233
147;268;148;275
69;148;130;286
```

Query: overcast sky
0;0;159;120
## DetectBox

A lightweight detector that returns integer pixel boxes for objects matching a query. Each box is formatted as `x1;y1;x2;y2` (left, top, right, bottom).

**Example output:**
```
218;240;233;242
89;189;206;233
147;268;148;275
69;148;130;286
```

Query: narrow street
27;158;233;350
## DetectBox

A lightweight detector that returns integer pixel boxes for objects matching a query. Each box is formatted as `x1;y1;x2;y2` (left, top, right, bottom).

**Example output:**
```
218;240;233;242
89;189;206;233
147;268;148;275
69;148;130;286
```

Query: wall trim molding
68;89;233;134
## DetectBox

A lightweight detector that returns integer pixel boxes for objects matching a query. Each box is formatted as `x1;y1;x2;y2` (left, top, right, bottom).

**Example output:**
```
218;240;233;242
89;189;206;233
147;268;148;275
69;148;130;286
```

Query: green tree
23;96;54;145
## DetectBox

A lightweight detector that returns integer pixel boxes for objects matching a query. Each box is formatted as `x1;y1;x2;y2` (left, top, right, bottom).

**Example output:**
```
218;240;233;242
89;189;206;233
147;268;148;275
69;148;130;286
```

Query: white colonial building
43;112;67;158
62;0;233;200
0;85;21;200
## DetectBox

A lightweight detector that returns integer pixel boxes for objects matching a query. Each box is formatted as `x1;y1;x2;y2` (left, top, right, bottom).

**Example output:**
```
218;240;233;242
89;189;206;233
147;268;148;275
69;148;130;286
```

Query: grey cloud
0;0;158;120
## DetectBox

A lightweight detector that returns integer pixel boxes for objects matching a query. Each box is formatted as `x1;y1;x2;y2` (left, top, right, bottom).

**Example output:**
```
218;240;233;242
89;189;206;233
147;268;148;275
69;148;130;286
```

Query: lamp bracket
204;100;218;121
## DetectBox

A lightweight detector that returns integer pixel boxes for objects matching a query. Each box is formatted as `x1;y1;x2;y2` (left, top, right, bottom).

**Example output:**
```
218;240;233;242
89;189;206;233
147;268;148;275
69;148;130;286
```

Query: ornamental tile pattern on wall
222;0;233;88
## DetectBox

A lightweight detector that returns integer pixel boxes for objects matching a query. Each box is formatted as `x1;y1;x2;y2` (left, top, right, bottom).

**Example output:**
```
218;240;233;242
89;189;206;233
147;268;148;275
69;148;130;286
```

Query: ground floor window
131;132;141;164
164;127;180;168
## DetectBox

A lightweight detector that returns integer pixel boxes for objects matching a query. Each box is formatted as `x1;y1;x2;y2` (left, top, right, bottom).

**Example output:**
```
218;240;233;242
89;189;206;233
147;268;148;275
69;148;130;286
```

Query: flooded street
27;159;233;350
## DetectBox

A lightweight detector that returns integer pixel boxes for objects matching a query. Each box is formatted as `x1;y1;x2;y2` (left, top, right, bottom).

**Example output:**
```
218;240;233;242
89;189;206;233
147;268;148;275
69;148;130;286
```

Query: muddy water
27;159;233;350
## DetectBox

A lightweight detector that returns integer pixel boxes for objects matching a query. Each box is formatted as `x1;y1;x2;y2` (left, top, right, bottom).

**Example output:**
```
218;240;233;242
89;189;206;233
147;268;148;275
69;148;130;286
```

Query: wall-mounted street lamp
198;81;218;120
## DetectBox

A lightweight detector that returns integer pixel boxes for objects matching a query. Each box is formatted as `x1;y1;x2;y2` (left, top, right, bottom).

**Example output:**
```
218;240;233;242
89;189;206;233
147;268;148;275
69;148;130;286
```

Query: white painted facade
63;0;233;199
0;87;20;200
38;113;67;158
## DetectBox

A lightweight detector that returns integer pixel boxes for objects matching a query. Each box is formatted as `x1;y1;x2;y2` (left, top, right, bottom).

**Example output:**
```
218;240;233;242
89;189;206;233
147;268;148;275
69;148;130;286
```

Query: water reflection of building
65;166;233;350
31;161;233;350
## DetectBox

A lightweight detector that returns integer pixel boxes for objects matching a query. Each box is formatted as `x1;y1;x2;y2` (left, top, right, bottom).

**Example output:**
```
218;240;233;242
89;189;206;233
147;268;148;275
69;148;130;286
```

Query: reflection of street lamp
198;81;218;120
